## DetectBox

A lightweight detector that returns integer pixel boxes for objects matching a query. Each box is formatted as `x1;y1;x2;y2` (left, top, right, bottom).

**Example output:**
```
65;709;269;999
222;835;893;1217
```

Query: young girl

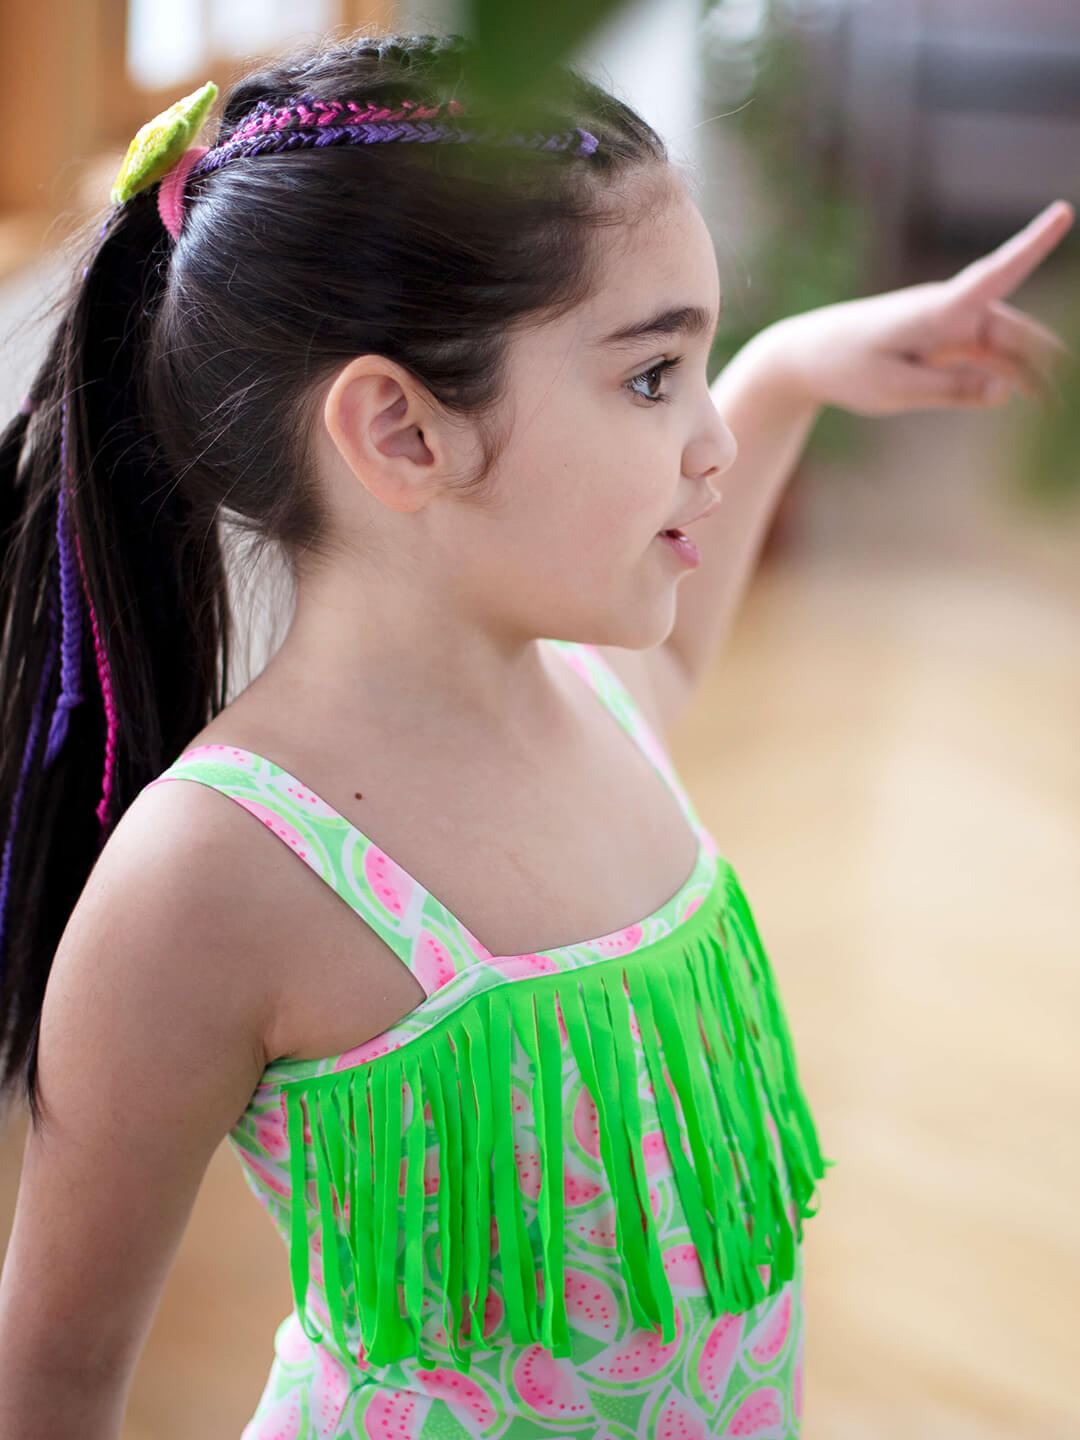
0;29;1071;1440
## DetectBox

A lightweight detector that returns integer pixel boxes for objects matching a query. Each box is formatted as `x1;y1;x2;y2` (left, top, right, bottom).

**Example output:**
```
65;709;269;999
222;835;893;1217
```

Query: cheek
514;397;664;550
601;473;666;543
570;503;655;567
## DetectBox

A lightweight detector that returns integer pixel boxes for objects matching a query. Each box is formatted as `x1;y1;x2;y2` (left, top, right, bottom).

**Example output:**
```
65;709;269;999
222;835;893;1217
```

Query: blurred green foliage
1004;274;1080;509
462;0;628;113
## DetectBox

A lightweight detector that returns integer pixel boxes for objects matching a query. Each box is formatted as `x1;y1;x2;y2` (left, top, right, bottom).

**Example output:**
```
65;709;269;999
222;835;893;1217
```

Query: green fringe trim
282;862;835;1371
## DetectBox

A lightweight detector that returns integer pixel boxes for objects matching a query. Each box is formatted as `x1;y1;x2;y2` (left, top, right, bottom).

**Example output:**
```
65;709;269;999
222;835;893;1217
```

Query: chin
537;579;677;653
585;606;678;655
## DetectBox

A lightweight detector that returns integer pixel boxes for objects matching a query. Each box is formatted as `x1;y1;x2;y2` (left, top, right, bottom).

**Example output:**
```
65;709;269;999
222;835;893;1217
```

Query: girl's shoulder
110;773;420;1066
90;777;290;1048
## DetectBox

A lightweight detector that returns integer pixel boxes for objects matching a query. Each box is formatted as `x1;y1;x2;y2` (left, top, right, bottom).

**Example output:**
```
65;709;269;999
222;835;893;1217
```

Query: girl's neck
234;622;573;758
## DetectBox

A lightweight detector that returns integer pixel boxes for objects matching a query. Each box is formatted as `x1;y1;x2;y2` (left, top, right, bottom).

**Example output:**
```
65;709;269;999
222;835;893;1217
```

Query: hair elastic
158;145;209;240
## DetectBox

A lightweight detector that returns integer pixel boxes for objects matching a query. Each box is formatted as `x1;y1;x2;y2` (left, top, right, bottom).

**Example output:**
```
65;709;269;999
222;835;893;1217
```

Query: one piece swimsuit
142;638;833;1440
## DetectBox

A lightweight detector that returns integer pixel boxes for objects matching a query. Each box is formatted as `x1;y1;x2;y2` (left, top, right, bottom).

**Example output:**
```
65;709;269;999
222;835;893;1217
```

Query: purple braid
194;121;598;175
0;559;60;982
42;396;84;768
192;91;598;179
38;390;119;836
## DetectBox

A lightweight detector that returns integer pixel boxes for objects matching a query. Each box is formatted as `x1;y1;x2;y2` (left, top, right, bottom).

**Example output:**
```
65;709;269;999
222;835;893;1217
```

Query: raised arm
647;199;1075;732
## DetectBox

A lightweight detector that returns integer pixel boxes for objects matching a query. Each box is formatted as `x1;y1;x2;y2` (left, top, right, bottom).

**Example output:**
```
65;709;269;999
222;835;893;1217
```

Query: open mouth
654;527;700;565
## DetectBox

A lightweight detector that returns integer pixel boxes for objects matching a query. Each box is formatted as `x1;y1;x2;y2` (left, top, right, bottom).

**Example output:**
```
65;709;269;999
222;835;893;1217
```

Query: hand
766;200;1076;417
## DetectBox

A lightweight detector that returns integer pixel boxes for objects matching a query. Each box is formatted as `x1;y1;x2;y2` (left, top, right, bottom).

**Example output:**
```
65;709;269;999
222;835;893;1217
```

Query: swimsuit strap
141;640;709;981
547;640;706;836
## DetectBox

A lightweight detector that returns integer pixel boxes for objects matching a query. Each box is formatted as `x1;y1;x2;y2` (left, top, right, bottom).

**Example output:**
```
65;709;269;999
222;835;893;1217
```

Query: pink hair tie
157;144;209;240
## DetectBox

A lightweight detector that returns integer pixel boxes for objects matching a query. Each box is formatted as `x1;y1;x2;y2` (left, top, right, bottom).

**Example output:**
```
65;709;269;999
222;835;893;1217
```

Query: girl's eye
626;355;684;405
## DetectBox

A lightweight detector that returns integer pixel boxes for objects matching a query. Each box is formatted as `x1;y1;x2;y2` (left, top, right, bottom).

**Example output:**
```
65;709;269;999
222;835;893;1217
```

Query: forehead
578;177;722;346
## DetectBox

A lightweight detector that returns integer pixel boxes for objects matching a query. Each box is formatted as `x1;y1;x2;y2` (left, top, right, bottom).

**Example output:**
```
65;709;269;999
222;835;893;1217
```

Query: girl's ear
321;356;446;513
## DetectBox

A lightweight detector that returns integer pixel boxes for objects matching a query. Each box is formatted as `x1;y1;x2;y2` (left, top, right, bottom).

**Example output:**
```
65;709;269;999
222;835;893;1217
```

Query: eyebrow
593;300;723;351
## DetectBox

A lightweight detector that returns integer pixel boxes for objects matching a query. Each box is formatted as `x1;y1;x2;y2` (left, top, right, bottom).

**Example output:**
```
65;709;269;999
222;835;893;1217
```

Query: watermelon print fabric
142;639;831;1438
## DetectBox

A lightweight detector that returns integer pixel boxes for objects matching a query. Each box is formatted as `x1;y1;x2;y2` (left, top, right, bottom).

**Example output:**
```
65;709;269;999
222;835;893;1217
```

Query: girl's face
311;173;738;667
449;174;738;650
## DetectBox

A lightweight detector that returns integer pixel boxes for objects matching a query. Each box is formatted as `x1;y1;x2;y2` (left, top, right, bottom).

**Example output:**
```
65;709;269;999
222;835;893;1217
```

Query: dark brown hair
0;30;669;1128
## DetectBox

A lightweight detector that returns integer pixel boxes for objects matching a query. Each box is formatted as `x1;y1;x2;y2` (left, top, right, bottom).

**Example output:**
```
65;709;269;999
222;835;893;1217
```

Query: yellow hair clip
110;80;218;206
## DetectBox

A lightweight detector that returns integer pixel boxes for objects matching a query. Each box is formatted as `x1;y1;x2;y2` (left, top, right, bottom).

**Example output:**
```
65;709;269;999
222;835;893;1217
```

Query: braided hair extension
41;397;85;771
191;92;599;177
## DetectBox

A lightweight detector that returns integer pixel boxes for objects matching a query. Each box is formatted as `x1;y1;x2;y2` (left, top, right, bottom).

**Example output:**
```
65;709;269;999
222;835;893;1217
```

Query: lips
658;494;722;537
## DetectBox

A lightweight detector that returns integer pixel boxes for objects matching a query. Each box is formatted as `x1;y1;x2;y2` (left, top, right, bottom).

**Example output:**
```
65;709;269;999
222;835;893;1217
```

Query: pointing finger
952;200;1075;304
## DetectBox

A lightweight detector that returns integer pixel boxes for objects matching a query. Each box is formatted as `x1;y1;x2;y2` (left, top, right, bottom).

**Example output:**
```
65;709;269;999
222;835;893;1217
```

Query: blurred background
0;0;1078;1436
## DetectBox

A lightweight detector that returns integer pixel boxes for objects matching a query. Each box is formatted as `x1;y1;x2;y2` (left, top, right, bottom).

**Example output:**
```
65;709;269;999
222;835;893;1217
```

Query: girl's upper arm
0;788;273;1401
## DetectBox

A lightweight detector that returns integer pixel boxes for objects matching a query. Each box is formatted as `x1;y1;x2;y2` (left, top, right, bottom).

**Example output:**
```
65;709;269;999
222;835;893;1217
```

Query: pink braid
70;520;118;835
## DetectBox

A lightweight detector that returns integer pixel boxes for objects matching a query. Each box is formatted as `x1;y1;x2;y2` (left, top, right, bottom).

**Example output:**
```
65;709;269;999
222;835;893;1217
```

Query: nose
690;412;738;490
714;417;738;477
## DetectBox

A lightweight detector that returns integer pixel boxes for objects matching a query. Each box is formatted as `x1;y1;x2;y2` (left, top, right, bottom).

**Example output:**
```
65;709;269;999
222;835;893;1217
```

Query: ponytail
0;195;231;1130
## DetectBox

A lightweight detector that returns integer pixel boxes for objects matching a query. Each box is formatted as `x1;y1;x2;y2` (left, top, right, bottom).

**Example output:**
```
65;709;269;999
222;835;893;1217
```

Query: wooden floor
1;309;1077;1438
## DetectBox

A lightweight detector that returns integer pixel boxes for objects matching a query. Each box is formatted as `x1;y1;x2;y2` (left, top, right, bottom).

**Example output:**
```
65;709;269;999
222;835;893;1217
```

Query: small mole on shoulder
354;792;363;800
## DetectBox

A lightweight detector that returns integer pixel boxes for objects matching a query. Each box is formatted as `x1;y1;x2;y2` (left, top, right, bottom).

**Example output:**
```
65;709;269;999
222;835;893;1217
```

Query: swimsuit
143;638;832;1438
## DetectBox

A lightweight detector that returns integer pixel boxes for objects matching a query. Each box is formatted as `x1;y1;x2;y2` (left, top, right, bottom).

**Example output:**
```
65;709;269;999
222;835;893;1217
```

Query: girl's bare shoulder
90;767;421;1065
56;772;319;1085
